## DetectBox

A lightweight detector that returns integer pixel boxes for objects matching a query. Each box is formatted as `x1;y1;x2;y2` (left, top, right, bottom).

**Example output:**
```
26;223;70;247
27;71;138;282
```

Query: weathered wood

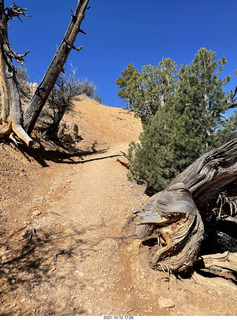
133;183;204;272
23;0;90;135
197;252;237;282
0;1;32;146
132;137;237;274
0;1;89;145
169;138;237;213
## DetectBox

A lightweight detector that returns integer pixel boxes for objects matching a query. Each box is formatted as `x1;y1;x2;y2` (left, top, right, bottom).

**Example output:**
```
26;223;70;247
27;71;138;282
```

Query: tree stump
132;137;237;275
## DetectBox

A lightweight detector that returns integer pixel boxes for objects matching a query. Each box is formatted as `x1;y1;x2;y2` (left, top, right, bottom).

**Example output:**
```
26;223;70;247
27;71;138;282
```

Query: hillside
65;94;142;148
0;96;236;316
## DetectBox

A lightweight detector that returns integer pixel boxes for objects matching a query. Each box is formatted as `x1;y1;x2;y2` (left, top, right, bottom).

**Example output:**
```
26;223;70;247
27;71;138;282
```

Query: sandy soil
0;96;236;316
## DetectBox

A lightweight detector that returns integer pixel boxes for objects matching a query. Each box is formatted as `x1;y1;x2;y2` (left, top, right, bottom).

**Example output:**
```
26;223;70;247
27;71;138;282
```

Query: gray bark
133;183;204;272
0;1;32;146
23;0;90;135
0;0;89;145
132;137;237;273
169;138;237;212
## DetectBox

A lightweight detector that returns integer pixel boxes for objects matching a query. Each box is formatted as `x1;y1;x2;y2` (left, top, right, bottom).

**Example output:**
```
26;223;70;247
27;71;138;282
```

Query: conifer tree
124;48;232;193
116;59;177;126
176;48;230;149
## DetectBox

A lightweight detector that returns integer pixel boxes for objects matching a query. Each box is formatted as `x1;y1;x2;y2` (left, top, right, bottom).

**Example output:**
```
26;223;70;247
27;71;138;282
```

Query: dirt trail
0;96;236;316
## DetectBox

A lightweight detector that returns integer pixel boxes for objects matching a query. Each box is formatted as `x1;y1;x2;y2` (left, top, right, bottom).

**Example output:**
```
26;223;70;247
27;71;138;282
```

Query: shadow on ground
0;215;106;315
5;134;110;167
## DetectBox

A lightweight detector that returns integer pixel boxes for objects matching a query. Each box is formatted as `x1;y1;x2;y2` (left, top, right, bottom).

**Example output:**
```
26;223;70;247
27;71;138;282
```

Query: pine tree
126;48;232;194
176;48;231;149
116;59;177;126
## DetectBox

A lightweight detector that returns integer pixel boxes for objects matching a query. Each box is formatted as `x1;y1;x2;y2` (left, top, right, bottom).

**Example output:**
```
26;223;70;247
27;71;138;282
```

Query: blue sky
9;0;237;110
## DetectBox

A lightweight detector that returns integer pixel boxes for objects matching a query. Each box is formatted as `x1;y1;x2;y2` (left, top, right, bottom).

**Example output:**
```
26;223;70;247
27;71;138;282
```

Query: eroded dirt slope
0;96;236;316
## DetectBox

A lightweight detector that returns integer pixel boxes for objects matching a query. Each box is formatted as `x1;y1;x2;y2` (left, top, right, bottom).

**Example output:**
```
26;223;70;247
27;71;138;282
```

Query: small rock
2;268;10;274
158;297;175;308
32;210;42;217
76;270;85;277
1;255;8;262
86;286;94;291
48;268;56;275
127;239;141;253
0;246;7;256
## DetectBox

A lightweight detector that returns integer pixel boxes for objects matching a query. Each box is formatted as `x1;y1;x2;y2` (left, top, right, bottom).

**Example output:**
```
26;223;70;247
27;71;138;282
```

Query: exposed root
116;158;130;169
12;122;33;147
9;132;20;145
196;251;237;283
0;119;33;146
0;120;12;137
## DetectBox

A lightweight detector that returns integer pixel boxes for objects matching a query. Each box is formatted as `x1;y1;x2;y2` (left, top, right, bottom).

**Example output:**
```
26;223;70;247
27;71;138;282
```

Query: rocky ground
0;95;236;316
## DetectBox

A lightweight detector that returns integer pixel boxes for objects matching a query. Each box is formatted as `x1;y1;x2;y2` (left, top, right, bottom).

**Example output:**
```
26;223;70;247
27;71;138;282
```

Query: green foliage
128;101;204;193
116;59;177;126
125;48;233;194
216;109;237;142
176;48;231;148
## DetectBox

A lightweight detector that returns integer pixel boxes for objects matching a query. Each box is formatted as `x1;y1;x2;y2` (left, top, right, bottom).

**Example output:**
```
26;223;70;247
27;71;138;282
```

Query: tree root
12;122;33;147
0;119;33;146
0;120;12;137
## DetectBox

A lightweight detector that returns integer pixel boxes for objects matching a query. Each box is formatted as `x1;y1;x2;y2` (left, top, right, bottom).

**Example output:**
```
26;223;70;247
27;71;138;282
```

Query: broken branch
6;3;31;21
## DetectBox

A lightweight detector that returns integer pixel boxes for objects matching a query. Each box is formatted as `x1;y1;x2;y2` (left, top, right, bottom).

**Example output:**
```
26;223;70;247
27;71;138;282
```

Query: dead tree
132;137;237;275
0;1;32;146
0;0;89;145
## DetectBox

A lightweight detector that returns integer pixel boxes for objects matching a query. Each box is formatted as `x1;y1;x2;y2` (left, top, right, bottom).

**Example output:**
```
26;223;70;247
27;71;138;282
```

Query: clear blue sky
9;0;237;110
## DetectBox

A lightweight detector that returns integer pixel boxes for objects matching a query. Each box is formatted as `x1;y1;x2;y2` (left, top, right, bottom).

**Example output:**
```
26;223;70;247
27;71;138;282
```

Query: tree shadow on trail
0;217;106;316
38;147;110;165
8;135;110;167
61;153;123;165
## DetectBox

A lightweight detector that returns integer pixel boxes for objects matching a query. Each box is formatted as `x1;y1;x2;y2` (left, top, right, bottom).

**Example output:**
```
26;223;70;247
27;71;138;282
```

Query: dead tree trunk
23;0;90;135
132;137;237;274
0;1;32;146
0;0;89;145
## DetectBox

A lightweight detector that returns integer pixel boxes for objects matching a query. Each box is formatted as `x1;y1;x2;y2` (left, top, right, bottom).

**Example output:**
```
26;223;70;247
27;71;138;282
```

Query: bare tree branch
6;3;31;21
0;0;32;146
220;113;229;121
